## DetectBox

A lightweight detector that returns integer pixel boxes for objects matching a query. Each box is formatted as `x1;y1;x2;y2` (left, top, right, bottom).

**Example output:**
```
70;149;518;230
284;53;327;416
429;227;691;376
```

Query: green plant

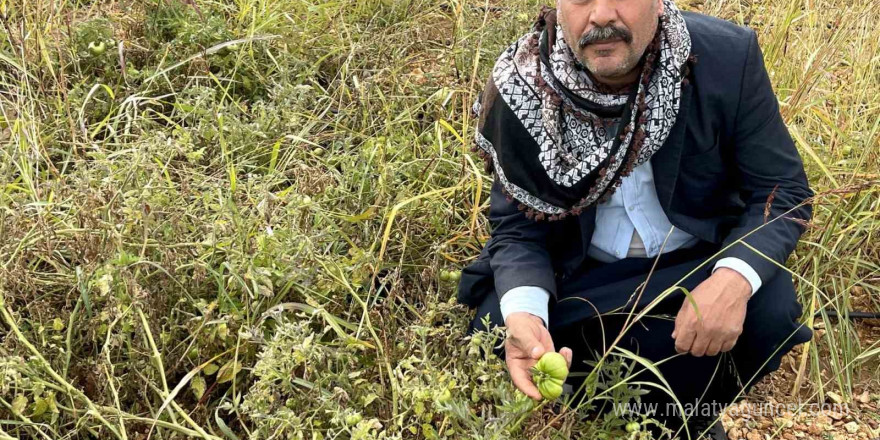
0;0;877;438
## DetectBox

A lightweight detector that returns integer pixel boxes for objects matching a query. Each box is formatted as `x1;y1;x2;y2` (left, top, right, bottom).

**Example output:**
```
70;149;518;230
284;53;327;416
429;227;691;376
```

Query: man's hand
504;312;572;400
672;268;752;357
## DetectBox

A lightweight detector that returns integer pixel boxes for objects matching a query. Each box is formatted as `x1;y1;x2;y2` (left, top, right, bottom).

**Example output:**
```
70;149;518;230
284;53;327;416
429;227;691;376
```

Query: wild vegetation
0;0;877;439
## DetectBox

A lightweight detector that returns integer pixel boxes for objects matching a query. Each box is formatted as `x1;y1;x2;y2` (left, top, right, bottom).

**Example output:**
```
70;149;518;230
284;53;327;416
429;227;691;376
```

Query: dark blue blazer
457;11;814;308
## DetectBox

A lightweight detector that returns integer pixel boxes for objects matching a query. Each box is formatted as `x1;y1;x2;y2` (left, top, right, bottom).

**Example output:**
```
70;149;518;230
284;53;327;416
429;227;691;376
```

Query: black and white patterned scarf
472;0;694;221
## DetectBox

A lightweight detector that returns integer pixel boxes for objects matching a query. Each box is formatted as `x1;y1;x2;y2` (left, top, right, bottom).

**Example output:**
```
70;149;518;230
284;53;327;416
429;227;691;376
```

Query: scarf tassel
471;145;496;174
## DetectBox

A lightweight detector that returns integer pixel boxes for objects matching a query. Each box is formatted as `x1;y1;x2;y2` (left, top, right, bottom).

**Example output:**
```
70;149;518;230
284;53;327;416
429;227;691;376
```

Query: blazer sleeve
711;29;814;284
485;177;559;300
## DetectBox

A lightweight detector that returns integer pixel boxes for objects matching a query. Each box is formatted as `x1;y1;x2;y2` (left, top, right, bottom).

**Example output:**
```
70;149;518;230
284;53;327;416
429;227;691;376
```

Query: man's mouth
589;39;624;50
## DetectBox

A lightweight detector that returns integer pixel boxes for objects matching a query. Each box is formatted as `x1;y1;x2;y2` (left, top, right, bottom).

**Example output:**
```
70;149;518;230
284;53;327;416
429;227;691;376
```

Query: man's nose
589;0;618;28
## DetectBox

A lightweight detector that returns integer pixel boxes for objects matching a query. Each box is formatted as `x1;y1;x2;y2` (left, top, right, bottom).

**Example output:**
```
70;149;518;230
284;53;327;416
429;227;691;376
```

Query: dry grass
0;0;877;438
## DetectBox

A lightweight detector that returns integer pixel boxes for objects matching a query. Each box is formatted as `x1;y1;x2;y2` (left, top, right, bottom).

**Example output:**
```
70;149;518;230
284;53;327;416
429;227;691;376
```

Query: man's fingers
508;328;545;360
537;329;555;359
690;333;711;357
529;343;545;360
559;347;573;369
673;302;694;340
705;339;724;357
508;358;542;400
672;310;685;338
674;327;696;354
720;338;737;353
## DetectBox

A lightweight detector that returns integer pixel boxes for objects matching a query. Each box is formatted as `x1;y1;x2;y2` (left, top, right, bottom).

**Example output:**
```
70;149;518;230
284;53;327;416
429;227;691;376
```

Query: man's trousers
466;240;812;426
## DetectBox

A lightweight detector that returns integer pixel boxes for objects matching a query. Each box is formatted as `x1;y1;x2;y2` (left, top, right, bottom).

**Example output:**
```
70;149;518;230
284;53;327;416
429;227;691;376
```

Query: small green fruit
88;41;106;56
449;270;461;281
532;352;568;400
625;421;641;433
344;413;362;426
439;270;451;281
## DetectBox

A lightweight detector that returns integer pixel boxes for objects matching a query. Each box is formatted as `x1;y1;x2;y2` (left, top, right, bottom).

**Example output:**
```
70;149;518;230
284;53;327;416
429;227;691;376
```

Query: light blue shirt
498;159;762;327
589;156;701;262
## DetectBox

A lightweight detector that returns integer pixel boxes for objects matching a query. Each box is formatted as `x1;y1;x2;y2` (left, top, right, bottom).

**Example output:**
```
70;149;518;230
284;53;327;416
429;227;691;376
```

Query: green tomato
625;421;641;433
536;375;564;400
88;41;106;56
344;413;362;426
535;352;568;379
532;352;568;400
449;270;461;281
439;270;451;281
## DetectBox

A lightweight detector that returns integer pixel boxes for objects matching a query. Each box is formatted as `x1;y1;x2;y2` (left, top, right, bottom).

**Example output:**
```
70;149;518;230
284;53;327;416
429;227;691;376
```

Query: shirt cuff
713;257;762;297
499;286;551;327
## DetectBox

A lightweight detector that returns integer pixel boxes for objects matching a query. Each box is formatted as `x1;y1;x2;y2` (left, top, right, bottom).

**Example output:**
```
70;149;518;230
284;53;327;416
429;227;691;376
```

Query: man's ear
657;0;665;16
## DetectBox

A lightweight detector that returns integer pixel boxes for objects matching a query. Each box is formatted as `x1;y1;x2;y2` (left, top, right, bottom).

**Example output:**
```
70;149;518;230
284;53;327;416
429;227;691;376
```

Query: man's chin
584;62;627;79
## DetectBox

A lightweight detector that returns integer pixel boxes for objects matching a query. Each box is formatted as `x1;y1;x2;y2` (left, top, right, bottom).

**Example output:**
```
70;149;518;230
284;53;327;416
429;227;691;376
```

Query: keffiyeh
471;0;695;221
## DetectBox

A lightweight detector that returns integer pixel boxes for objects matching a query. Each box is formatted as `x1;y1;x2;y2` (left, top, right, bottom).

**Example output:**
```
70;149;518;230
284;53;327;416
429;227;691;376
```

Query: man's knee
743;270;809;340
735;270;812;381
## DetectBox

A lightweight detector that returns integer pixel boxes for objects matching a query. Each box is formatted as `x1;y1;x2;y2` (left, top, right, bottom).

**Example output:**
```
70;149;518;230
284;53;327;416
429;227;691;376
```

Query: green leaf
191;374;207;400
215;407;241;440
216;359;242;384
363;393;380;406
11;395;27;415
32;398;49;417
203;363;219;375
269;138;282;172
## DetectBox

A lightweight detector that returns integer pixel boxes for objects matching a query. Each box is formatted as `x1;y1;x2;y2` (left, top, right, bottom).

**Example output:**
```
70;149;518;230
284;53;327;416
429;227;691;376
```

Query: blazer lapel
577;204;598;267
651;83;693;211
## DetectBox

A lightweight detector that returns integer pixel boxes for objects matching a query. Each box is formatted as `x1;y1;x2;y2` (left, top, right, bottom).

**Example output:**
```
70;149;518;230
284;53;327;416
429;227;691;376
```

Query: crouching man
456;1;814;438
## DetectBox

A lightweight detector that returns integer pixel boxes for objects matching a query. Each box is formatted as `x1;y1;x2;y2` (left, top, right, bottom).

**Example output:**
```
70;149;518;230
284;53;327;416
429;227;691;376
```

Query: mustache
577;25;633;48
